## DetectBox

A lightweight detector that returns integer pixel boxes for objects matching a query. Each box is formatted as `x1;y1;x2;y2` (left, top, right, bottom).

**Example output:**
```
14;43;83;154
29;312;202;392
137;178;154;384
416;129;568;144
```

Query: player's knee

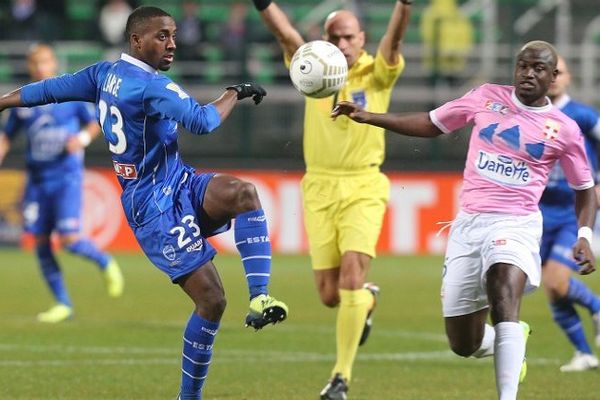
448;340;478;358
216;179;260;213
339;275;364;291
200;292;227;320
319;290;339;308
211;289;227;316
235;181;260;210
213;294;227;317
544;283;563;301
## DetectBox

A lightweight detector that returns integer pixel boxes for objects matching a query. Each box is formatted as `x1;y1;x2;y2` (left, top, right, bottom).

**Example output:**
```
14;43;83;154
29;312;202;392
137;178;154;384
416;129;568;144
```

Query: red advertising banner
2;169;463;255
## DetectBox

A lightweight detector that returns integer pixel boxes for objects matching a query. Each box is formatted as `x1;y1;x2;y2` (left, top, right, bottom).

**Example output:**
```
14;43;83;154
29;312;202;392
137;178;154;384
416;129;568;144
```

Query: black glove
252;0;272;11
226;83;267;105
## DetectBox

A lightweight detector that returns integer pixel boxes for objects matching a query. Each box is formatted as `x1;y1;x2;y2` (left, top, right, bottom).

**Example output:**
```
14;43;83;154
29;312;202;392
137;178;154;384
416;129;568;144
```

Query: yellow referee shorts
301;171;390;270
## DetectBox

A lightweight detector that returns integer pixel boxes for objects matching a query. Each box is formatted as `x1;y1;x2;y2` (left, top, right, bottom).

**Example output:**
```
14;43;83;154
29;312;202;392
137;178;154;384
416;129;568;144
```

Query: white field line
0;327;446;356
0;342;561;367
1;318;450;342
124;321;452;342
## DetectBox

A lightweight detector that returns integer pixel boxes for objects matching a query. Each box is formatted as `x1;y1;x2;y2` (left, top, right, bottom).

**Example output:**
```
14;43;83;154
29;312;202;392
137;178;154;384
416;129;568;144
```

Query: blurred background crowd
0;0;599;171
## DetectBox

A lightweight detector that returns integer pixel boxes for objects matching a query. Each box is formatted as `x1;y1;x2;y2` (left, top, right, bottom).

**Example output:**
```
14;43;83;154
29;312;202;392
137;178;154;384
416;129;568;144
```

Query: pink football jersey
430;83;594;215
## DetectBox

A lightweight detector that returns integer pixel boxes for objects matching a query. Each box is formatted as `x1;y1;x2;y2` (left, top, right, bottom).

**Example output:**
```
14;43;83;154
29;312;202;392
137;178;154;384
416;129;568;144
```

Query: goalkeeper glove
226;83;267;105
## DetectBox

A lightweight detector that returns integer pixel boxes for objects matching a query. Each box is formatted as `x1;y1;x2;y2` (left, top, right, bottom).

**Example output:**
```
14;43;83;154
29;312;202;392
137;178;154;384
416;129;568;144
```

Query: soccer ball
289;40;348;98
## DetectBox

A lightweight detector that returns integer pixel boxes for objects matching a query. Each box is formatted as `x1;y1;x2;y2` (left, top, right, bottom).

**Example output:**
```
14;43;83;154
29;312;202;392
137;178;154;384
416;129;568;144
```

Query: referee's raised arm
252;0;305;60
377;0;412;65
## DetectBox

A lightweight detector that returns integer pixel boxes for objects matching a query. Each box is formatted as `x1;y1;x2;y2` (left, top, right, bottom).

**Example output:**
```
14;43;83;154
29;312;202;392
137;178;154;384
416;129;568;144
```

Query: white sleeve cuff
429;110;451;134
569;180;595;191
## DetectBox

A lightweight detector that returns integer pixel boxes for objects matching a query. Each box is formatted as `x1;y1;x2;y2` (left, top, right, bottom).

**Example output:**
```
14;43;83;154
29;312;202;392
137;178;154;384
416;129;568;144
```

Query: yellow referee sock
332;288;372;381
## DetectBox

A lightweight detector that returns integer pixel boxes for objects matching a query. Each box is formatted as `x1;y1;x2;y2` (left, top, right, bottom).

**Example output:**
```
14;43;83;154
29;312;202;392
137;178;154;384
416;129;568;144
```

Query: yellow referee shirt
302;50;404;174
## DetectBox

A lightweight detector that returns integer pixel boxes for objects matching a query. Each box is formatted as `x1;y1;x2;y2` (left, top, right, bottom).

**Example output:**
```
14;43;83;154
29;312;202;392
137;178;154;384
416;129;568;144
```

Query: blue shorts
23;177;82;235
540;223;579;271
132;172;230;283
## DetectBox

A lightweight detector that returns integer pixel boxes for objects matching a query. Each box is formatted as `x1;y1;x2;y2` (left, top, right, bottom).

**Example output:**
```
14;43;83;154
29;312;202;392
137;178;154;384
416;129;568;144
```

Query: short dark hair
518;40;558;69
125;6;172;38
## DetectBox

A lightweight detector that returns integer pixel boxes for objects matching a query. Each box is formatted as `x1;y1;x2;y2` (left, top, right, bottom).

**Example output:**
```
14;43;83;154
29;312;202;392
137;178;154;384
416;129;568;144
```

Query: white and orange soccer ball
289;40;348;99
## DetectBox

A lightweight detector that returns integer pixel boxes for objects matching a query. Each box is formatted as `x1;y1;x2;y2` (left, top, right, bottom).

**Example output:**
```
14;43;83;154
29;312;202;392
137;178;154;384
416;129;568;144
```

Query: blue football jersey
540;95;600;226
21;53;222;226
3;102;94;182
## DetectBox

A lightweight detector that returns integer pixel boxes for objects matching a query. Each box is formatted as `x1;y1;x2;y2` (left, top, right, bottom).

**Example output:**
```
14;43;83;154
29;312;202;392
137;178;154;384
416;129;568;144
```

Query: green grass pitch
1;248;600;399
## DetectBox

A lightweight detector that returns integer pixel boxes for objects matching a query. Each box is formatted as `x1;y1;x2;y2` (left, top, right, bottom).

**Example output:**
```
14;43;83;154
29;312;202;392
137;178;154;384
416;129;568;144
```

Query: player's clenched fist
226;83;267;105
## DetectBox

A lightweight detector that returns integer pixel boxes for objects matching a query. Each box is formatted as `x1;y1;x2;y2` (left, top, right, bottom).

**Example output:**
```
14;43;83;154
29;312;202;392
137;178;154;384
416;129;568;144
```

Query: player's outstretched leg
234;209;288;329
550;298;598;371
565;277;600;348
35;243;73;323
64;239;124;297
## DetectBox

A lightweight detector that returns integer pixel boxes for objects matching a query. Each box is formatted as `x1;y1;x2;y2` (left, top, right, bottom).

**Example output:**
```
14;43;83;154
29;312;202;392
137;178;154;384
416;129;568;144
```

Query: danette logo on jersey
485;100;510;115
543;119;561;140
113;161;138;179
475;150;531;186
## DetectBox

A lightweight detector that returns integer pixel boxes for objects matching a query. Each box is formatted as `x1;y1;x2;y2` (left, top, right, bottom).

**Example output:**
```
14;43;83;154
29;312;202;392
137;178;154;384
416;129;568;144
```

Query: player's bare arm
332;101;443;138
573;187;598;274
0;134;10;166
378;0;412;65
0;89;22;165
215;82;267;121
254;0;305;59
211;89;242;121
0;88;23;112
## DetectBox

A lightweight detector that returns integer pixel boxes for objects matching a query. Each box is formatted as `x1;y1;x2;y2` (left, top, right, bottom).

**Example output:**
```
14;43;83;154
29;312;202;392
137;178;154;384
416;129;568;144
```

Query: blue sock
567;277;600;315
36;244;71;307
65;239;110;270
180;313;219;400
551;299;592;354
234;209;271;299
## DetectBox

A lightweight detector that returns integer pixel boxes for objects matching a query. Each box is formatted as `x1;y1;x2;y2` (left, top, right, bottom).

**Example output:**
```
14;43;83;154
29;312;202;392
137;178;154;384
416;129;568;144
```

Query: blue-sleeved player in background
0;7;288;399
541;55;600;372
0;44;124;323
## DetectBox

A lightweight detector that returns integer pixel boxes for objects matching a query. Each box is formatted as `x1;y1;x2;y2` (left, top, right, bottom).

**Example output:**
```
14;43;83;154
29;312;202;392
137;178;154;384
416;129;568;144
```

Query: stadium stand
0;0;598;170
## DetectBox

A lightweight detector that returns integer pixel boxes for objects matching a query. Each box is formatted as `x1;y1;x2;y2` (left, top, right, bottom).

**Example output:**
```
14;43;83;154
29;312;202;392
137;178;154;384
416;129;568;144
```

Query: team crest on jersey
351;91;367;108
485;100;509;115
162;244;176;261
542;119;561;140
